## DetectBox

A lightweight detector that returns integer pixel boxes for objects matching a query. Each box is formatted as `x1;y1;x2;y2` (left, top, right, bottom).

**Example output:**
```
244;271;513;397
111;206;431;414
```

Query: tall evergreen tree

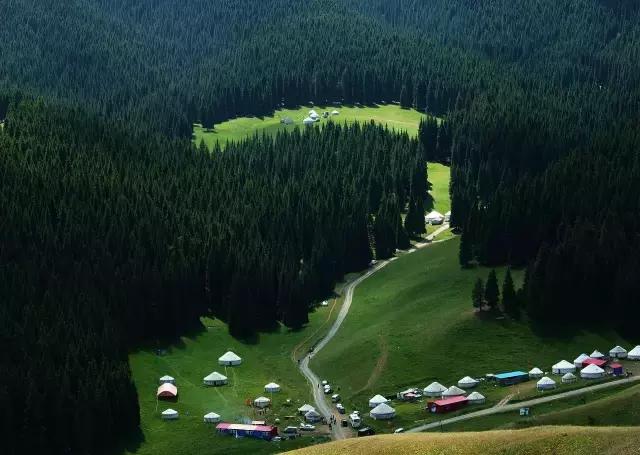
472;278;484;310
501;267;518;318
484;269;500;310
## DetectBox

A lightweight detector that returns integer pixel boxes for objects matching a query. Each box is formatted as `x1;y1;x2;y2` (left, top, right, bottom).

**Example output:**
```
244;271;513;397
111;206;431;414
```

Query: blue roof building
494;371;529;386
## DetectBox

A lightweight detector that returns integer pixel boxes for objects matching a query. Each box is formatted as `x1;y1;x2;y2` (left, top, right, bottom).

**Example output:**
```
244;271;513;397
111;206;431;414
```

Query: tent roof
303;117;315;123
562;372;576;379
370;403;395;415
529;367;543;374
305;409;321;417
160;375;174;380
265;382;280;388
331;110;339;114
298;404;315;412
537;376;556;385
218;351;241;362
162;408;178;415
254;396;271;403
204;412;220;418
369;394;388;403
157;383;177;395
425;210;444;219
443;385;466;395
590;350;604;358
424;382;446;392
610;345;627;353
458;376;478;384
629;345;640;355
582;364;605;374
204;371;227;381
553;360;574;369
574;354;589;363
467;391;485;400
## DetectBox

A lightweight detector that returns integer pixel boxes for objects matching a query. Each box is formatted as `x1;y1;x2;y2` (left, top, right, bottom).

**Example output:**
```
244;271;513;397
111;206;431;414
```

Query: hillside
286;426;640;455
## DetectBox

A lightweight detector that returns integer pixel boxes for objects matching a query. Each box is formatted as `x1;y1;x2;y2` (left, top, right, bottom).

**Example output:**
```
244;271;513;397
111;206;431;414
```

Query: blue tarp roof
494;371;528;379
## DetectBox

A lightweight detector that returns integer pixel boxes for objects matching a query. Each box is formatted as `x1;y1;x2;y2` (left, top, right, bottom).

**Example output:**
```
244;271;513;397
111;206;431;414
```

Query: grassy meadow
310;238;634;433
193;104;430;149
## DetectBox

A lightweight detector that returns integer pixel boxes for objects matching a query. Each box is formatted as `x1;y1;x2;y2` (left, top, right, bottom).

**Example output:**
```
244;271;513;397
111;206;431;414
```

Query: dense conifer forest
2;1;640;453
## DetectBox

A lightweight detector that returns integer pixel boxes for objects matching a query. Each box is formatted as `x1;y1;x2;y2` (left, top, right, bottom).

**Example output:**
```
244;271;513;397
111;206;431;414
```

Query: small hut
466;391;486;404
457;376;479;389
264;382;281;393
157;383;178;399
581;364;605;379
528;367;544;379
161;409;179;420
573;354;589;368
442;385;466;397
423;382;447;397
204;412;221;423
628;345;640;360
536;376;556;390
552;360;576;375
370;403;396;420
368;394;388;408
254;396;271;408
561;372;577;384
609;346;628;359
159;375;175;385
218;351;242;366
304;409;322;423
203;371;228;386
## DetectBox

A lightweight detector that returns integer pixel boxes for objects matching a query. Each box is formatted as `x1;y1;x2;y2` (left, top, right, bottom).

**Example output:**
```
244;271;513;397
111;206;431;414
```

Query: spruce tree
472;278;484;310
501;268;518;318
484;269;500;310
459;229;472;267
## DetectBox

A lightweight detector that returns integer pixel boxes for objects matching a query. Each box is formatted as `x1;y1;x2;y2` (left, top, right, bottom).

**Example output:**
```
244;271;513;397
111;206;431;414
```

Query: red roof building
427;396;468;414
608;363;624;375
582;358;608;368
156;383;178;399
216;423;278;440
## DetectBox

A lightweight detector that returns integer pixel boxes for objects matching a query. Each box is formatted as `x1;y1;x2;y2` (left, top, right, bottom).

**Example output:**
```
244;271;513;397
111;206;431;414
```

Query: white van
349;412;361;428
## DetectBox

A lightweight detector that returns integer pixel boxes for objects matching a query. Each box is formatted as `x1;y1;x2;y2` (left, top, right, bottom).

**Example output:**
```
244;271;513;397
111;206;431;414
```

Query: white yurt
298;404;315;415
369;394;388;408
457;376;479;389
444;211;451;222
442;385;466;397
609;345;628;359
303;117;315;125
203;371;228;386
467;391;486;404
573;354;589;368
528;367;544;379
425;210;445;224
254;396;271;408
264;382;281;393
536;376;557;390
628;345;640;360
552;360;576;374
331;110;340;115
581;364;605;379
218;351;242;366
304;409;322;423
423;382;447;397
159;375;175;384
370;402;396;420
309;112;320;120
309;109;318;116
161;409;179;420
203;412;221;423
590;350;605;359
561;372;577;384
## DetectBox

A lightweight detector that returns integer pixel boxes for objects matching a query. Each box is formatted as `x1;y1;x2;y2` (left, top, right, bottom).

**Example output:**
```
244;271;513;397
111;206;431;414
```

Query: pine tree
459;228;472;267
501;268;518;318
484;269;500;310
472;278;484;310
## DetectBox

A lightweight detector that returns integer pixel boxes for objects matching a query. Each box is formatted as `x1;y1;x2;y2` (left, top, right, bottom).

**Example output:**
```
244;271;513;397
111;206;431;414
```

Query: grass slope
193;104;428;149
123;308;342;455
310;238;632;432
427;162;450;214
287;426;640;455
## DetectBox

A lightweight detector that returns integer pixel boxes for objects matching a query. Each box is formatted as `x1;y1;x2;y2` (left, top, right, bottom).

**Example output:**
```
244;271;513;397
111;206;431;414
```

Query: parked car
357;427;375;437
299;423;316;431
394;428;405;434
341;419;348;428
336;403;345;414
272;436;283;442
331;393;341;403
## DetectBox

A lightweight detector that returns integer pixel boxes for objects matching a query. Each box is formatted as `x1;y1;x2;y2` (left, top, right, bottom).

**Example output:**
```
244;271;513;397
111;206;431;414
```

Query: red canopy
609;362;623;369
430;396;468;406
156;383;178;397
582;358;607;368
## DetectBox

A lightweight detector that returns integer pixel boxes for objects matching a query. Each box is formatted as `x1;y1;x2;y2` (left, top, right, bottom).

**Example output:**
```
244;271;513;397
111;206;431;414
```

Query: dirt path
357;335;389;394
296;224;451;440
407;376;640;433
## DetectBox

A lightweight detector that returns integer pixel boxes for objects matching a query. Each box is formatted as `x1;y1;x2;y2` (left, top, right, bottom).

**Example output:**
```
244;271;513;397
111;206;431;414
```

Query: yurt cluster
361;345;638;421
156;350;286;440
301;109;340;125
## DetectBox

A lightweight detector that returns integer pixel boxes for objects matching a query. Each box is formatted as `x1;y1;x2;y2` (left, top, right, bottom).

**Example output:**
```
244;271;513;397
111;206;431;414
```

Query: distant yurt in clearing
218;351;242;366
370;403;396;420
466;391;486;404
609;345;628;359
254;396;271;408
369;394;388;408
303;117;315;125
590;350;605;359
442;385;466;397
161;409;179;420
159;375;175;384
581;364;605;379
528;367;543;379
573;354;589;368
423;382;447;397
203;371;228;386
425;210;445;225
264;382;281;393
305;409;322;423
628;346;640;360
204;412;221;423
552;360;576;374
536;376;556;390
561;372;577;384
156;383;178;399
298;404;315;415
457;376;479;389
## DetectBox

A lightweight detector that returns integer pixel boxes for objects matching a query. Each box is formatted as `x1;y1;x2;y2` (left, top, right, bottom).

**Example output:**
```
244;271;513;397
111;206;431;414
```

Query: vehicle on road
357;427;375;437
331;393;341;402
349;412;361;428
336;403;345;413
394;428;405;433
299;423;316;431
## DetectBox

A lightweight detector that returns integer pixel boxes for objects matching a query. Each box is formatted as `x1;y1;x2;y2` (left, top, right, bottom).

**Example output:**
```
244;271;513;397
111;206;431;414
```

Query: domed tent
425;210;445;224
331;110;340;115
157;383;178;399
204;412;221;423
580;364;605;379
442;385;466;397
264;382;281;393
309;112;320;120
536;376;556;390
297;404;315;415
457;376;479;389
161;408;179;420
218;351;242;366
159;375;175;384
254;396;271;408
369;394;388;408
573;354;589;368
203;371;228;386
370;402;396;420
444;211;451;222
309;109;318;116
528;367;543;379
466;391;486;404
590;350;605;359
609;345;628;359
304;409;322;423
561;372;577;384
552;360;576;375
628;346;640;360
423;382;447;397
303;117;315;125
